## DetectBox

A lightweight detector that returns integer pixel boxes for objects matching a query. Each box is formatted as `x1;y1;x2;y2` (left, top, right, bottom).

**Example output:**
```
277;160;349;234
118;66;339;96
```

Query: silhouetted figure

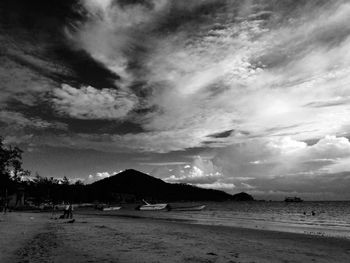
63;203;70;218
2;199;9;214
15;187;25;207
51;204;58;219
68;204;74;219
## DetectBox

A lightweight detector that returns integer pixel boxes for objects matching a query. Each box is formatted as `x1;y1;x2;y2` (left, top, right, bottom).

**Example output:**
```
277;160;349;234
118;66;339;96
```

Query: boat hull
169;205;206;211
139;204;168;211
102;206;121;211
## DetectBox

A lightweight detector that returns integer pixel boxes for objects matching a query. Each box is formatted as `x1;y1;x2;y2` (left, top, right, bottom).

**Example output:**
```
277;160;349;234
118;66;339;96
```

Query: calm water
182;201;350;227
164;201;350;238
95;201;350;239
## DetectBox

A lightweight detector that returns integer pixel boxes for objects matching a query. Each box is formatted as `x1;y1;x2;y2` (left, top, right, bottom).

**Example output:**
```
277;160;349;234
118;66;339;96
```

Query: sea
88;201;350;239
168;201;350;239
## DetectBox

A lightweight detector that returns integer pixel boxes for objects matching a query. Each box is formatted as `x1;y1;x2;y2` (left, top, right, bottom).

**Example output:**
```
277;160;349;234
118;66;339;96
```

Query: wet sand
1;212;350;263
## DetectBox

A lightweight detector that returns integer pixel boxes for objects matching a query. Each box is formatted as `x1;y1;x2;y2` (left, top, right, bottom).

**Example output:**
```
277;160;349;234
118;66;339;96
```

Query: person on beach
2;198;9;214
51;203;58;219
63;203;70;218
68;203;74;219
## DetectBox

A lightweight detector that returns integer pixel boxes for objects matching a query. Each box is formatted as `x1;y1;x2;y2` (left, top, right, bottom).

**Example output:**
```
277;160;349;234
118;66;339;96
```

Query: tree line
1;137;88;209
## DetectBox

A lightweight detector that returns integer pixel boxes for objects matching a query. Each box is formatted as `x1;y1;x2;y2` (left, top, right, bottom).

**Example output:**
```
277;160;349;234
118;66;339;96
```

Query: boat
95;204;121;211
168;205;206;211
102;206;122;211
137;200;168;211
284;197;303;202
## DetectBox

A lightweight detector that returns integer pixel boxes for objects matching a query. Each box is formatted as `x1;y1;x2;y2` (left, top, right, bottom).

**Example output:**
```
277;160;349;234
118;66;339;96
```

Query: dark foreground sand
1;212;350;263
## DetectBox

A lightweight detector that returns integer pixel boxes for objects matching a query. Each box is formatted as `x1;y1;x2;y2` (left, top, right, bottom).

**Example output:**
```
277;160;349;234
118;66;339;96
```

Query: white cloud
140;162;188;166
195;182;235;190
214;136;350;191
235;177;255;181
84;171;114;184
241;182;255;189
69;0;170;88
163;156;223;184
52;84;137;120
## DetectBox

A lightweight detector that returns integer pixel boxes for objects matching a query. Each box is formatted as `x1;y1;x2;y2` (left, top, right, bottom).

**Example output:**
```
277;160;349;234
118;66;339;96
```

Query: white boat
168;205;206;211
138;200;168;211
102;206;122;211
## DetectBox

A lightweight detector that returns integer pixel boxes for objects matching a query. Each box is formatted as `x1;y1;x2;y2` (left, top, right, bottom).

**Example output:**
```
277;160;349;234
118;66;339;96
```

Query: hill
88;169;254;202
230;192;255;201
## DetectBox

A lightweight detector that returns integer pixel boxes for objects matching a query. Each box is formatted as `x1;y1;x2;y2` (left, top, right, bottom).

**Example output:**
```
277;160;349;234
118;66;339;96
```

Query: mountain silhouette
230;192;254;201
88;169;254;202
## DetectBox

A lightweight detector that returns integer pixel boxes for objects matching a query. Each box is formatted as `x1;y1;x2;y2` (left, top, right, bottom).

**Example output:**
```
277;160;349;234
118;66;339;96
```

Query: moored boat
168;205;206;211
138;200;168;211
102;206;122;211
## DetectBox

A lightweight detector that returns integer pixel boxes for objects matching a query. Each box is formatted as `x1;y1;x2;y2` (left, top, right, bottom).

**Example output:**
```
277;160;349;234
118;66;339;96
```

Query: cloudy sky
1;0;350;200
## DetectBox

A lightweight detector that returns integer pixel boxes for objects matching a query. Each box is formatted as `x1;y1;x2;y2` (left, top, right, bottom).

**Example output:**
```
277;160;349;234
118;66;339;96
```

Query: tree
74;180;84;186
61;176;70;185
0;137;28;212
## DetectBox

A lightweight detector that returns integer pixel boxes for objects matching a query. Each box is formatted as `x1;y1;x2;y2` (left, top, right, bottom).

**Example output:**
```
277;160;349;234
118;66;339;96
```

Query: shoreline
76;208;350;240
2;212;350;262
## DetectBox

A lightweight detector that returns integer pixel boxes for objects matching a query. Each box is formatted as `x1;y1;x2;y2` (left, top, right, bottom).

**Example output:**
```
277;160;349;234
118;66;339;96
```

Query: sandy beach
1;212;350;263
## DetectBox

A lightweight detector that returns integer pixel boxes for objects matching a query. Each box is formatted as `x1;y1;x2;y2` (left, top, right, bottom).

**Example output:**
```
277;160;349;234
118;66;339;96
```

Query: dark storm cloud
0;0;121;93
49;48;121;89
0;0;143;138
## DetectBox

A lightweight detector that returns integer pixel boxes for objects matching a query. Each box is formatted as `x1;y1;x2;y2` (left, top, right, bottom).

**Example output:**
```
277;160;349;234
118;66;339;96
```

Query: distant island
85;169;254;203
88;169;254;202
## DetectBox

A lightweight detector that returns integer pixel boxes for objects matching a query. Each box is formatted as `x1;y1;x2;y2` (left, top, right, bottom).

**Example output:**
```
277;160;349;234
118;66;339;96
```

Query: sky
1;0;350;200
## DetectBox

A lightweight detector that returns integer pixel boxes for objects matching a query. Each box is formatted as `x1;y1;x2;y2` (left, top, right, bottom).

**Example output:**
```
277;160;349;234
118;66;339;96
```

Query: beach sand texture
1;212;350;263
